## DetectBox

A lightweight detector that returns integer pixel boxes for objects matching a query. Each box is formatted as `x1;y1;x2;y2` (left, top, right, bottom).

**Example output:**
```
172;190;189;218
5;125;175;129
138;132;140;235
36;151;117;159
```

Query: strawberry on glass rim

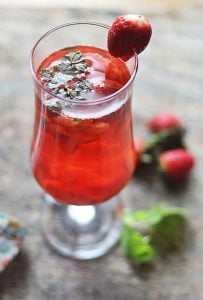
108;14;152;60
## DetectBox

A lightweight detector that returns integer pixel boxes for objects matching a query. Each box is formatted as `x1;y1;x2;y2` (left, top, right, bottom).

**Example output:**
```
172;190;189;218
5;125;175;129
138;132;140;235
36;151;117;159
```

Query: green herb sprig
121;203;187;264
40;50;93;103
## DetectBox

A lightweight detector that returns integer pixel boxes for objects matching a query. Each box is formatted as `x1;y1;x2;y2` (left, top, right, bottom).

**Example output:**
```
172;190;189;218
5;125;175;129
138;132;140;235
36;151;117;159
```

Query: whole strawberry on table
135;112;195;181
159;148;194;181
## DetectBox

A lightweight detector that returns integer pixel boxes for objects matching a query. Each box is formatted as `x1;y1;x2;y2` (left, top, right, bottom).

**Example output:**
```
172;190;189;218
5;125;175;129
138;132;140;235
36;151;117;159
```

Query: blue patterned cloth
0;213;28;272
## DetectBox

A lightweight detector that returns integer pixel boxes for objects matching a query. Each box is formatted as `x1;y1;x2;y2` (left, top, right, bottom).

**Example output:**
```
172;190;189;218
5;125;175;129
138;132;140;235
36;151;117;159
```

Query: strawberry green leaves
120;203;187;264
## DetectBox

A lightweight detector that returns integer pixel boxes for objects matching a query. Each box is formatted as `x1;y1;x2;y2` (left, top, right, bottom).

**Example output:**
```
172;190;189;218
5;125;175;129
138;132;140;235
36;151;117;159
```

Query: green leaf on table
151;206;187;251
120;203;188;263
121;225;156;263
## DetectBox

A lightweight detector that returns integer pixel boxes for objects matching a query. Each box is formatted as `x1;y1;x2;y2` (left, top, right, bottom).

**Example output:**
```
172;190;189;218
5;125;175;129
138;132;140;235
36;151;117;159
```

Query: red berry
159;148;195;180
148;112;182;133
134;137;146;165
134;137;146;155
108;14;152;60
94;80;122;95
86;53;108;73
105;57;130;84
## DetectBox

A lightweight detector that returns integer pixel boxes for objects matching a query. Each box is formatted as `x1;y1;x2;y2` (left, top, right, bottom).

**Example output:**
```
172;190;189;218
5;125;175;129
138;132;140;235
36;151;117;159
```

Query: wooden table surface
0;2;203;299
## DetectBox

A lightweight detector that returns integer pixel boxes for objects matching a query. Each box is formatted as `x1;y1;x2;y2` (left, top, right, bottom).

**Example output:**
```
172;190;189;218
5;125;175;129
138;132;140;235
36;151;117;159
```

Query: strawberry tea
31;46;137;205
30;22;138;259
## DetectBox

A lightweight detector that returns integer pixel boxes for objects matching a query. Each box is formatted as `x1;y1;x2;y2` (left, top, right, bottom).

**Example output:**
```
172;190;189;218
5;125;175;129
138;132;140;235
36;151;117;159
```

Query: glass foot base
42;195;122;260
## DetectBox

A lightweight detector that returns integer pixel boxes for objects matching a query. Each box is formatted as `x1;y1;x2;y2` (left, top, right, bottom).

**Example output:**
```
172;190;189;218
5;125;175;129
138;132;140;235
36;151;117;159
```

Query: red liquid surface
31;46;137;205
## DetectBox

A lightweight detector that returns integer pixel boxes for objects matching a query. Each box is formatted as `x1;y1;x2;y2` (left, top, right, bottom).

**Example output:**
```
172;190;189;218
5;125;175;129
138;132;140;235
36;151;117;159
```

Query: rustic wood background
0;1;203;299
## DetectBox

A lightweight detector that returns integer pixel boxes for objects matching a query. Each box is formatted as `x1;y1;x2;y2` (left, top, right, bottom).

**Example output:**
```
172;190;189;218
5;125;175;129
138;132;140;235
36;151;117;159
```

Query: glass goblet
30;22;138;259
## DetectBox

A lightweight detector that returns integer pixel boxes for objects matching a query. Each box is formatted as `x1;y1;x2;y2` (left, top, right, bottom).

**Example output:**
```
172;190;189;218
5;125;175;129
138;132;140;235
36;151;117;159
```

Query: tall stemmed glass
30;22;138;259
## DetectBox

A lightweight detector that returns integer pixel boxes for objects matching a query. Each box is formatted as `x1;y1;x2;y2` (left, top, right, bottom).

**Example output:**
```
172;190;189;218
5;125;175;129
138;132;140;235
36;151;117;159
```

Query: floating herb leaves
63;50;89;73
40;50;93;103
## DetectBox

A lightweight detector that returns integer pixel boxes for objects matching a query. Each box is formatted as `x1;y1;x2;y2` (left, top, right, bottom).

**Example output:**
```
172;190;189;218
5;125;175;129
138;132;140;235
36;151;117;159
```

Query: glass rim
30;21;138;105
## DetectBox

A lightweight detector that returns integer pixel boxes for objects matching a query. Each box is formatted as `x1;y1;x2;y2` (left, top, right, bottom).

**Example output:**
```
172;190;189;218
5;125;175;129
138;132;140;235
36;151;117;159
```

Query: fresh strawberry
159;148;195;180
134;137;146;156
108;14;152;60
85;53;108;73
148;112;182;133
134;137;147;165
95;80;122;95
106;58;130;84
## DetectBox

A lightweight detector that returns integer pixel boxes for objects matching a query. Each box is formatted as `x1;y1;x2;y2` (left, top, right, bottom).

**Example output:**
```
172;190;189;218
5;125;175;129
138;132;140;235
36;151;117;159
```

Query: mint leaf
120;203;187;263
63;50;88;73
121;225;156;263
151;208;187;251
40;50;93;102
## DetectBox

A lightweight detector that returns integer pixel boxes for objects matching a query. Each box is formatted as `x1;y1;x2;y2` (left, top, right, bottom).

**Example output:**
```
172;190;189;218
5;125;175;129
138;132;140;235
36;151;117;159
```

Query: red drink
31;46;137;205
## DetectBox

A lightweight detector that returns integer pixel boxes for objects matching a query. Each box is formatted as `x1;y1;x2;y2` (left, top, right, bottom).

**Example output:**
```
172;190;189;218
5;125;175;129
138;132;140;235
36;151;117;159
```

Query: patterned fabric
0;213;28;272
